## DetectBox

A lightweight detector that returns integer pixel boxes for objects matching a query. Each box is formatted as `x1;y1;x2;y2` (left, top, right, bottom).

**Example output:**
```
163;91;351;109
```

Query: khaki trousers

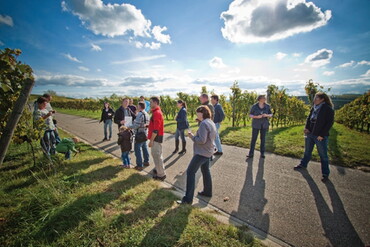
151;141;165;177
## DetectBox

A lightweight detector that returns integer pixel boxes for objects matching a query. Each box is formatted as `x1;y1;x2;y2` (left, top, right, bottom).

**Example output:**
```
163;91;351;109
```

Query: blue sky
1;0;369;98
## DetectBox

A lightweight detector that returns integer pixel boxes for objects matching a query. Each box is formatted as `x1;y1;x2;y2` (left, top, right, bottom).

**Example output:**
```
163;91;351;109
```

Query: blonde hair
119;125;129;132
72;137;80;143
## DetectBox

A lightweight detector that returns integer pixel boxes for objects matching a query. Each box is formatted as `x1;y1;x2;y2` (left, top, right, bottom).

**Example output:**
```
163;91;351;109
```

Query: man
128;98;137;119
148;96;166;181
129;102;150;171
139;96;151;113
114;98;136;129
42;93;61;144
199;94;215;121
211;94;225;155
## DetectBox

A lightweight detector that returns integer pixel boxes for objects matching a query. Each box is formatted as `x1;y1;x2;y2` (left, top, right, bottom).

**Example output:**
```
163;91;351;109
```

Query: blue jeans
134;141;149;167
300;134;330;176
214;123;222;152
104;119;113;139
183;154;212;203
175;128;186;142
41;130;56;156
121;151;130;165
63;150;71;160
249;128;267;156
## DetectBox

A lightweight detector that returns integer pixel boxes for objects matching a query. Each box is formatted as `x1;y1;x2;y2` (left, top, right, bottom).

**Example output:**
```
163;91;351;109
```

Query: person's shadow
232;158;269;238
299;170;364;247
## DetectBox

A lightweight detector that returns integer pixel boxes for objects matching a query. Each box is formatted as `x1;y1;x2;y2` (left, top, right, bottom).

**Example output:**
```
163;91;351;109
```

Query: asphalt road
56;112;370;247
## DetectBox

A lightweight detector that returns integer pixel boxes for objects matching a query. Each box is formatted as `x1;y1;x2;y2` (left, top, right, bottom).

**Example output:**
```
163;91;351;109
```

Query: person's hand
120;120;126;125
256;115;263;119
47;111;53;117
304;128;310;134
317;136;324;141
188;132;194;138
148;141;153;148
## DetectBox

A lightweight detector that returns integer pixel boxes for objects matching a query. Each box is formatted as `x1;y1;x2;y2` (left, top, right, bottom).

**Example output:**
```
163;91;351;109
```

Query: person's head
257;95;266;104
150;96;160;109
138;102;145;111
37;97;48;109
119;125;129;133
211;94;219;105
196;105;212;121
129;99;134;105
121;98;129;108
140;96;145;101
42;93;52;102
177;100;187;109
199;93;209;104
72;137;80;143
104;102;110;109
314;92;333;107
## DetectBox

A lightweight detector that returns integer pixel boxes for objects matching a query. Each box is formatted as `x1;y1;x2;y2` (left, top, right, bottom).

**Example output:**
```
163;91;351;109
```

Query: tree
44;90;57;96
304;79;331;106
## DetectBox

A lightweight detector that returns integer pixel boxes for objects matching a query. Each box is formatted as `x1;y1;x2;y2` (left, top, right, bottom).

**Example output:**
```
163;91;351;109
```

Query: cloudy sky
1;0;369;98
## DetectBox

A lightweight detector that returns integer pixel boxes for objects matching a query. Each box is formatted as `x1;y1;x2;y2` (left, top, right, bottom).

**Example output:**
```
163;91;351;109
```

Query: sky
1;0;369;98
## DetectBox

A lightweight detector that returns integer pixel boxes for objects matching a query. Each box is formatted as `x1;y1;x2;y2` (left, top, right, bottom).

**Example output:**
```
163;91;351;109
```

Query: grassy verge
56;108;370;168
0;129;262;247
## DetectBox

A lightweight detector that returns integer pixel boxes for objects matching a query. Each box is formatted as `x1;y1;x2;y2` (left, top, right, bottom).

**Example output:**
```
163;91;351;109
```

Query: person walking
114;98;136;129
99;102;115;141
177;106;217;205
129;102;150;171
294;92;335;182
199;94;215;121
117;126;133;168
211;94;225;155
247;95;273;159
173;100;189;155
148;96;166;181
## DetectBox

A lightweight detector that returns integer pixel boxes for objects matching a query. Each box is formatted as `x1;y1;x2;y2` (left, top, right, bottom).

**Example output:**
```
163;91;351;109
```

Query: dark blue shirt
213;103;225;124
176;107;189;130
249;103;272;129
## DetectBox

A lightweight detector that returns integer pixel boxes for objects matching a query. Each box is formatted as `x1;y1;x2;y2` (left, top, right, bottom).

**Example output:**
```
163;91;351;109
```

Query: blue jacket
213;103;225;124
176;107;189;130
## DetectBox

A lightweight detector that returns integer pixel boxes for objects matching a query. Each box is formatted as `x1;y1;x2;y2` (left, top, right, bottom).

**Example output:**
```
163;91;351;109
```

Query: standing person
211;94;225;155
129;102;150;171
33;97;57;156
139;96;151;113
247;95;273;159
199;94;215;121
173;100;189;155
294;92;335;182
117;126;133;168
177;106;217;205
42;93;61;144
114;98;136;129
99;102;115;141
128;98;137;119
56;137;80;160
148;96;166;181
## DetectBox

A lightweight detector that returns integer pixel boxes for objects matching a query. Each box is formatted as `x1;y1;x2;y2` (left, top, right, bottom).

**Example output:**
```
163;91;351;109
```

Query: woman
294;92;334;182
100;102;115;141
247;95;273;159
177;106;217;204
173;100;189;155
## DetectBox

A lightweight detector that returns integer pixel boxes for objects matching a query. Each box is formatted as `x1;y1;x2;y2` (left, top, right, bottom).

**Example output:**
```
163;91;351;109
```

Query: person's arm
148;114;160;147
191;122;208;144
318;107;335;138
249;105;262;119
219;105;225;122
100;109;104;123
263;106;273;118
304;108;313;133
113;109;122;125
129;112;142;130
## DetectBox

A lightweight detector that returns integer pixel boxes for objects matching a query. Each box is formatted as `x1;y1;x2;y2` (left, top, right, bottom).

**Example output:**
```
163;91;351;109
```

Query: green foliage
336;92;370;133
229;81;256;127
304;79;331;106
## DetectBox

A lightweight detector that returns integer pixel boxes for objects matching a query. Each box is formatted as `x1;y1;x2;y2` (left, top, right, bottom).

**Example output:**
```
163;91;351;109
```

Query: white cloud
305;48;333;67
78;66;90;71
152;25;171;44
0;40;4;46
357;60;370;66
62;53;82;63
61;0;151;38
135;41;144;48
361;69;370;77
120;76;169;86
144;42;161;50
292;53;302;57
220;0;331;43
91;43;102;51
97;68;101;72
209;57;227;69
35;74;106;87
112;54;166;65
0;14;13;27
275;52;287;60
337;60;355;68
323;71;334;76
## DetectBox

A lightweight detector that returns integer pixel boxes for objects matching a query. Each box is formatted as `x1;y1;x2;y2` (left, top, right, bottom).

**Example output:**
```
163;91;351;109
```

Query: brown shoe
134;166;144;171
143;162;150;167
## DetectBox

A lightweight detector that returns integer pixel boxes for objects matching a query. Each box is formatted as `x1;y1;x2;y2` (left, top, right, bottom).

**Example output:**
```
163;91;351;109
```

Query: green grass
0;129;262;247
55;108;370;168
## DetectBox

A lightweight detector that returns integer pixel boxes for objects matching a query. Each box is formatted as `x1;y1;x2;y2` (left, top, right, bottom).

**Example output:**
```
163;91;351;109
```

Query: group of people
34;90;335;205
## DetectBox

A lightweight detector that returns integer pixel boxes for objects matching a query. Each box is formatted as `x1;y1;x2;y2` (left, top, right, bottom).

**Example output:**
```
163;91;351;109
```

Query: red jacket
148;106;164;143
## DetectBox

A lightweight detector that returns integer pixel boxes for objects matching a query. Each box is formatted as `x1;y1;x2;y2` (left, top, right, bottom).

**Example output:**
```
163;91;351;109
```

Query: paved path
56;112;369;247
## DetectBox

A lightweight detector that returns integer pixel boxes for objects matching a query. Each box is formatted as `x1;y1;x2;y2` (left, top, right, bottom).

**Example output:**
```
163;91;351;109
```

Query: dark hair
200;93;209;99
315;92;334;108
103;102;110;108
196;105;212;119
42;93;51;99
211;94;219;102
257;95;266;101
138;102;145;110
150;96;160;105
37;97;48;105
140;96;145;99
177;100;187;108
122;97;129;102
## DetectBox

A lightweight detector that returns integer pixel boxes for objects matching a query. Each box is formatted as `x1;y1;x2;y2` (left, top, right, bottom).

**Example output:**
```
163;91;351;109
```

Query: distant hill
297;94;361;110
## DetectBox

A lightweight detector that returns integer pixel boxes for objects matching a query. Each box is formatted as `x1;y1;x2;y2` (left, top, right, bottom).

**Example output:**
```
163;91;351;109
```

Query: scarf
310;102;325;121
